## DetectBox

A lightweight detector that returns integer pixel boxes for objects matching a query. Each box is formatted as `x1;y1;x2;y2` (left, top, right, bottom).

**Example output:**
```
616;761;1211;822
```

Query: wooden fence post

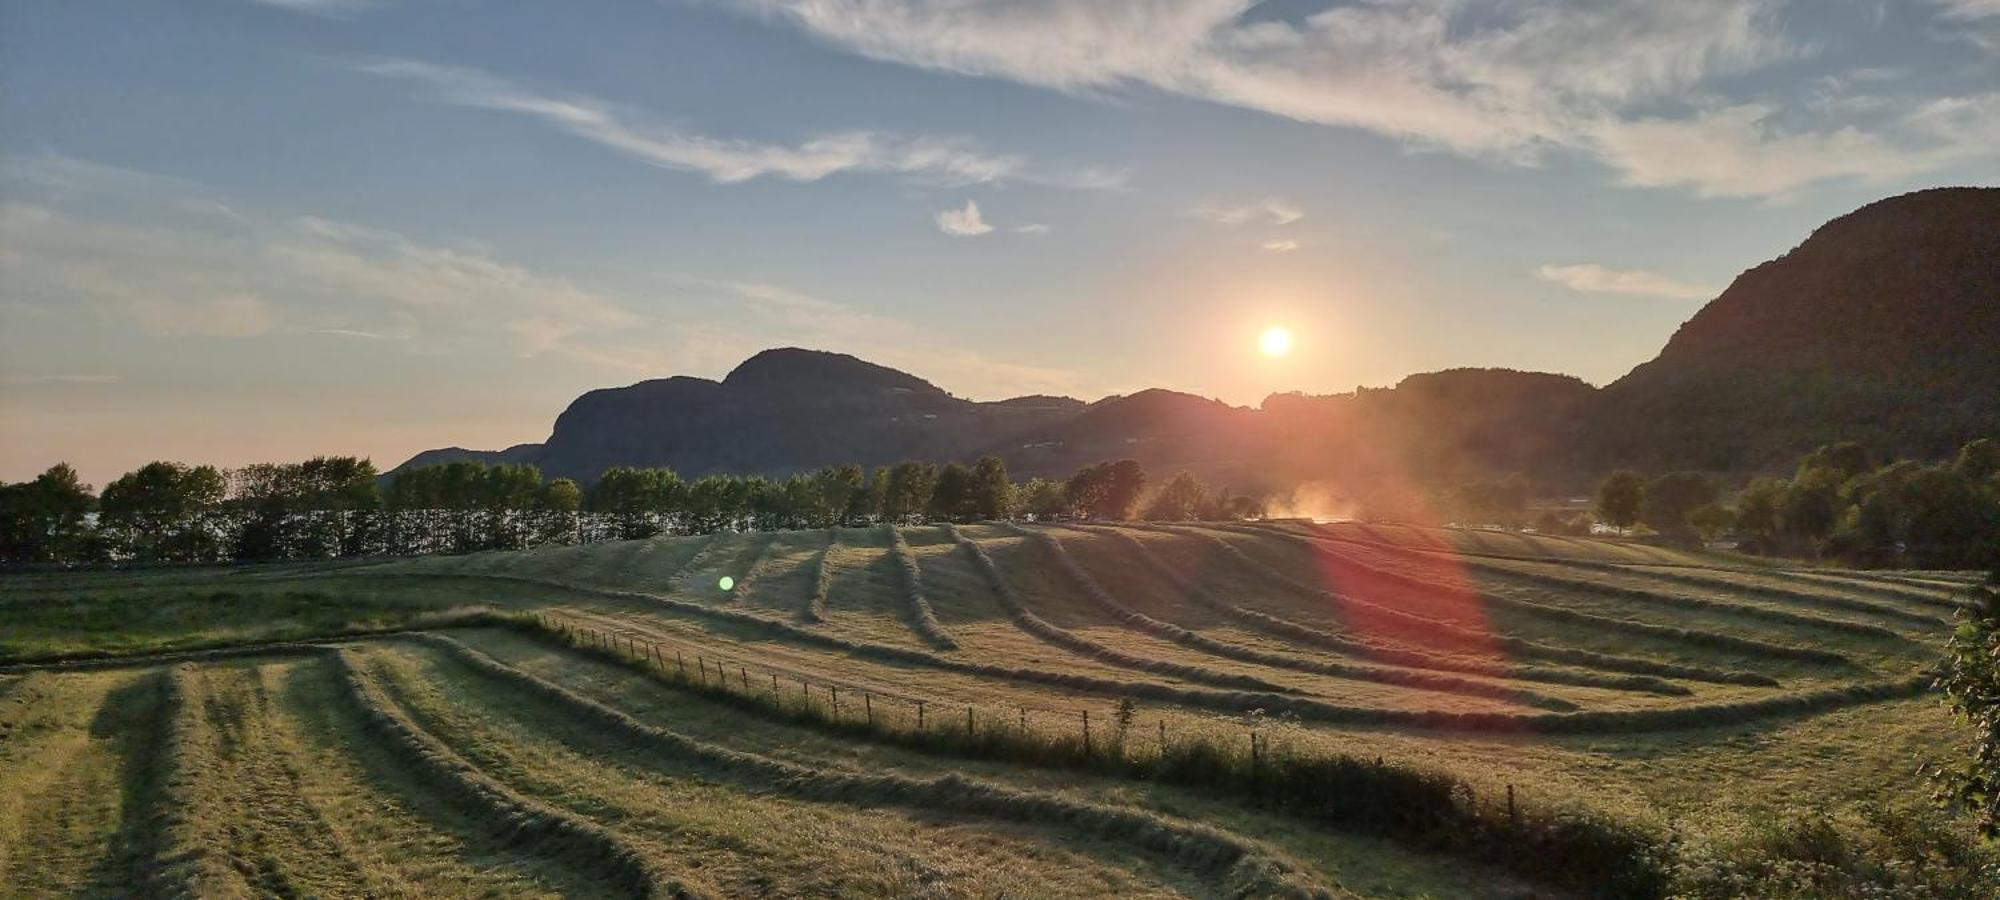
1019;706;1027;733
966;705;974;737
917;701;926;731
830;685;839;718
1159;720;1167;753
1507;784;1517;827
740;666;748;690
1082;710;1091;754
864;693;873;726
771;672;780;695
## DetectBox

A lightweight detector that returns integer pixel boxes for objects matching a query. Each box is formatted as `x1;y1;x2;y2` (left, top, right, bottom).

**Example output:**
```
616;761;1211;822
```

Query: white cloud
362;59;1117;189
1261;239;1299;253
732;0;1996;198
1536;263;1715;300
1015;223;1052;234
1195;196;1303;226
934;199;993;236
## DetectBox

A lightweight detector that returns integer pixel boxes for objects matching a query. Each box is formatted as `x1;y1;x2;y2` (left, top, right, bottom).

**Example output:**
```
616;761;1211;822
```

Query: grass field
1;521;1990;897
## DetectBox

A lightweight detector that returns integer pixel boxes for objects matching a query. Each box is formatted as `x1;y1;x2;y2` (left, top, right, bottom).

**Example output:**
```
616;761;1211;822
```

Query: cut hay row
801;529;837;623
1282;523;1949;629
0;608;515;673
885;526;960;650
141;666;245;897
329;648;701;899
939;525;1309;695
410;633;1336;900
1772;570;1972;614
665;533;725;593
1260;525;1909;641
717;532;779;603
1214;525;1854;665
1014;525;1580;712
1161;525;1785;684
1090;525;1689;696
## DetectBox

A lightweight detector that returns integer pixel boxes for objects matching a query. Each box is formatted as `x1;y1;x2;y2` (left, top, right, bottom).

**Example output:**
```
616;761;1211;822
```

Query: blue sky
3;0;1997;484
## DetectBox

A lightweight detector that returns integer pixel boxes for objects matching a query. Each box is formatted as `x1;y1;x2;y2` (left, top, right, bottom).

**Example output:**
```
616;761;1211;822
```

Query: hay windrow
886;526;960;649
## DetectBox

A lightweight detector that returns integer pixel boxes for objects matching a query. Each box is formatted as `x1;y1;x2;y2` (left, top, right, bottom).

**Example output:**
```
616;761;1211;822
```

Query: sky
2;0;1997;486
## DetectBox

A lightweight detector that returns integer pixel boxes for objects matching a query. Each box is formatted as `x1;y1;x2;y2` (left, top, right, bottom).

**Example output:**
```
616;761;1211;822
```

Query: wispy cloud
0;374;121;385
1194;197;1303;227
1261;239;1299;253
360;59;1117;189
1536;263;1715;300
733;0;2000;198
1015;223;1051;235
934;199;993;236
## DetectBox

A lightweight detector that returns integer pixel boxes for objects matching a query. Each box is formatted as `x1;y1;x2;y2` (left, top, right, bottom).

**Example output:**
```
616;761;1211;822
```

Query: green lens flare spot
718;576;736;592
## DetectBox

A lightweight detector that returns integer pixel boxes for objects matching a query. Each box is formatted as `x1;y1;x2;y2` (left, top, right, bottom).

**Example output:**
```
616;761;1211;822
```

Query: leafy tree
98;461;227;562
1733;477;1785;540
0;463;97;564
1935;578;2000;838
1066;459;1146;519
1143;472;1208;521
1688;503;1734;543
1018;478;1067;520
1594;471;1644;531
969;456;1012;521
1797;441;1875;483
1958;438;2000;483
877;461;938;524
1779;466;1844;549
929;463;978;522
1640;471;1719;537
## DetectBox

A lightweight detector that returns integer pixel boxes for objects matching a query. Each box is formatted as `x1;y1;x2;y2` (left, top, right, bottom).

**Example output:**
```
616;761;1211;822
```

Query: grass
0;519;1988;898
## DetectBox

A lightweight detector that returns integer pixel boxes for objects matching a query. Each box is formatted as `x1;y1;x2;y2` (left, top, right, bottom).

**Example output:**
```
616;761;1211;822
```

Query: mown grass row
409;632;1335;900
940;524;1305;694
1217;524;1855;665
801;529;836;623
1091;524;1690;696
1164;525;1785;684
329;648;703;899
1013;524;1581;711
1274;524;1913;641
0;608;515;672
501;622;1673;898
139;666;243;897
718;532;778;604
884;526;959;650
1284;523;1949;629
1770;569;1970;615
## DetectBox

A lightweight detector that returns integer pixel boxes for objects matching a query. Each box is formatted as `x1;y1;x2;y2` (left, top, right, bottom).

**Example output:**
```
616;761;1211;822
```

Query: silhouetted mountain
390;189;1998;489
1590;187;1999;472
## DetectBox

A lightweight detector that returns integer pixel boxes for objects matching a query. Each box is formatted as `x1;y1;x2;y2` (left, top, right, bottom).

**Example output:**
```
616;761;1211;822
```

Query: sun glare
1259;326;1294;358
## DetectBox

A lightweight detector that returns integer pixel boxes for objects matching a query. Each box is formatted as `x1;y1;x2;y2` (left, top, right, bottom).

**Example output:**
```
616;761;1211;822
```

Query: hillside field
0;522;1988;898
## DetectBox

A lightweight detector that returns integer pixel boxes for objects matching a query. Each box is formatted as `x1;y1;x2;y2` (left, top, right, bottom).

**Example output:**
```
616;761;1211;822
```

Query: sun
1258;325;1294;358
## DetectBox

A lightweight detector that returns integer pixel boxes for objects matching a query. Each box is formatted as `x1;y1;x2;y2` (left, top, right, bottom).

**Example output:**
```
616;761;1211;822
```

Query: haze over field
5;0;2000;484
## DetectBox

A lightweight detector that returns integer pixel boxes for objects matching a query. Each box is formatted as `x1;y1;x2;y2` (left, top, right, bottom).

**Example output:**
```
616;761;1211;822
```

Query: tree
877;461;938;524
1935;580;2000;838
1018;478;1067;520
538;478;584;545
969;456;1012;521
0;463;97;564
98;461;228;562
1066;459;1146;519
1143;472;1208;521
1780;466;1844;549
928;463;976;522
1797;441;1874;483
1733;477;1785;540
1688;503;1734;543
1958;438;2000;483
1640;471;1719;537
1594;471;1644;531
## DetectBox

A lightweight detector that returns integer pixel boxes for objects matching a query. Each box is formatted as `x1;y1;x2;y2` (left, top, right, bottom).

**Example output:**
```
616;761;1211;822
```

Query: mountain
389;188;1998;488
1589;187;2000;472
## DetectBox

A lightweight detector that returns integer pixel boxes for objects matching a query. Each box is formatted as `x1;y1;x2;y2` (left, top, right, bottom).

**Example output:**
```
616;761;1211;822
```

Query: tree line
1591;438;2000;568
0;454;1257;567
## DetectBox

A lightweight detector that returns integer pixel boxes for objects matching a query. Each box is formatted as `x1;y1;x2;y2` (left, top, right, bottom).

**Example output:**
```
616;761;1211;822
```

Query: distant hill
389;188;1998;488
1589;187;1999;472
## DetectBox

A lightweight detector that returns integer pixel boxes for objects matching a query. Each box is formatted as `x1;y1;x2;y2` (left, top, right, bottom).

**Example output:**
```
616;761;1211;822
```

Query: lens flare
718;576;735;591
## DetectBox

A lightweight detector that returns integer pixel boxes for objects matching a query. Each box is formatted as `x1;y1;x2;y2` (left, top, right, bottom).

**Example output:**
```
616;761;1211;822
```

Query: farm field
0;522;1988;898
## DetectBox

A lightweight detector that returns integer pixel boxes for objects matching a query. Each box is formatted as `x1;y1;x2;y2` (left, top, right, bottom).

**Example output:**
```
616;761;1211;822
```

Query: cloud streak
361;59;1118;189
1537;263;1715;300
733;0;2000;198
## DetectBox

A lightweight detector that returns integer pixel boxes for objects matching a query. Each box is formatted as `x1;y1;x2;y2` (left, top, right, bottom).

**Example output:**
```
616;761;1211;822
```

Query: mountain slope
1589;187;2000;471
